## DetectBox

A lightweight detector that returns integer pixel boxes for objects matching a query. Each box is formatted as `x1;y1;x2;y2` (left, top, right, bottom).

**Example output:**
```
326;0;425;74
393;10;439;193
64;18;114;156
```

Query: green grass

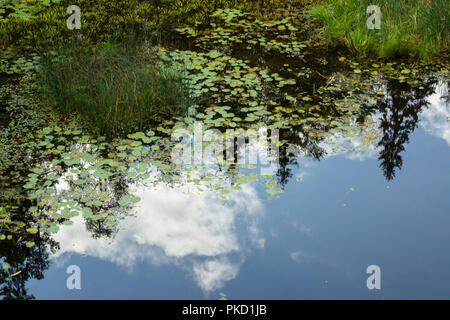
38;37;189;137
309;0;449;58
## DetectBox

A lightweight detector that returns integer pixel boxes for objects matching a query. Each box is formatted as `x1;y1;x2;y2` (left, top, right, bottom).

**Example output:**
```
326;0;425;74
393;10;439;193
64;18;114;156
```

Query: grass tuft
310;0;449;58
38;37;189;137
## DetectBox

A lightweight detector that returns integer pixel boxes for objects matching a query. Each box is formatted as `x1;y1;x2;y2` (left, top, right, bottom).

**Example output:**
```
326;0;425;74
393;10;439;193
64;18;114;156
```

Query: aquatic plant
0;0;309;49
0;0;61;21
38;38;190;137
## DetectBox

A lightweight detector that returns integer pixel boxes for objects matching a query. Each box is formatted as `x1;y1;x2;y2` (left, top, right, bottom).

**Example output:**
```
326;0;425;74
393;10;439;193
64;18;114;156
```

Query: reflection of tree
374;78;438;180
78;176;128;240
218;124;327;187
0;206;59;300
260;76;442;184
275;126;326;186
52;147;133;240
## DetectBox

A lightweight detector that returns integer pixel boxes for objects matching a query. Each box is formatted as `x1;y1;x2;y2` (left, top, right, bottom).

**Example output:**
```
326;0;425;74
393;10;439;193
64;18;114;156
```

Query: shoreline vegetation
0;0;448;58
309;0;449;59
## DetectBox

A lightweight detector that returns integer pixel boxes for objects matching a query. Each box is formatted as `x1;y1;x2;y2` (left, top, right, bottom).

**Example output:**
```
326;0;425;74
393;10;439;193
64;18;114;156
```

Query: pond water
1;9;449;300
0;79;446;299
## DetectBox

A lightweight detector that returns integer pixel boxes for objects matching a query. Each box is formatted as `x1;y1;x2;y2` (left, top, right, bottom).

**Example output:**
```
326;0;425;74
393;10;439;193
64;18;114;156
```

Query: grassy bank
310;0;449;58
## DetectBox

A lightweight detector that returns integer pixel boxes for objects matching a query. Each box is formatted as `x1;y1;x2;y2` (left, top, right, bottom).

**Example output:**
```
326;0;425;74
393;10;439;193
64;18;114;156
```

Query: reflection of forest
0;75;446;299
0;207;59;299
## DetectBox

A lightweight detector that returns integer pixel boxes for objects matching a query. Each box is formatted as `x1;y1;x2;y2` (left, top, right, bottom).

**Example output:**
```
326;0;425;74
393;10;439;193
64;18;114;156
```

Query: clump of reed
38;37;189;137
310;0;449;58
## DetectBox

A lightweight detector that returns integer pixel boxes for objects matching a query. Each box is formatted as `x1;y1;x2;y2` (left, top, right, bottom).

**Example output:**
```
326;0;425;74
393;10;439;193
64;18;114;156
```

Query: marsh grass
38;37;189;137
310;0;449;58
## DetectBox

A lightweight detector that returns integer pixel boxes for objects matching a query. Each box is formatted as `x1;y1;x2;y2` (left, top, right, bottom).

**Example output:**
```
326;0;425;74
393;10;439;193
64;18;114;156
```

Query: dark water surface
16;80;449;299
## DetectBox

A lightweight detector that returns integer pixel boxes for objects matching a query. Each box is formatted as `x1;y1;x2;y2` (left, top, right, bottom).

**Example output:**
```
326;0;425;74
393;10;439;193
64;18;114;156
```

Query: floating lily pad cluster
161;9;387;141
319;56;450;110
3;119;293;246
0;54;40;75
176;9;307;57
0;0;60;22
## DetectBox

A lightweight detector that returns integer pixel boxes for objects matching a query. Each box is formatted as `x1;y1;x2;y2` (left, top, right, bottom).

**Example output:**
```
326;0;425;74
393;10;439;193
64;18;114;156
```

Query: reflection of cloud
292;221;312;235
293;124;380;179
292;120;380;165
319;133;380;161
174;124;279;175
421;81;450;145
51;182;264;292
192;258;240;292
289;250;314;264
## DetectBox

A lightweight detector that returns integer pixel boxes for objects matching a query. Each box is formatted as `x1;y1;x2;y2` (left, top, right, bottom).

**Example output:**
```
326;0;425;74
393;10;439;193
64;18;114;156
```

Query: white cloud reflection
421;80;450;145
51;181;264;292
